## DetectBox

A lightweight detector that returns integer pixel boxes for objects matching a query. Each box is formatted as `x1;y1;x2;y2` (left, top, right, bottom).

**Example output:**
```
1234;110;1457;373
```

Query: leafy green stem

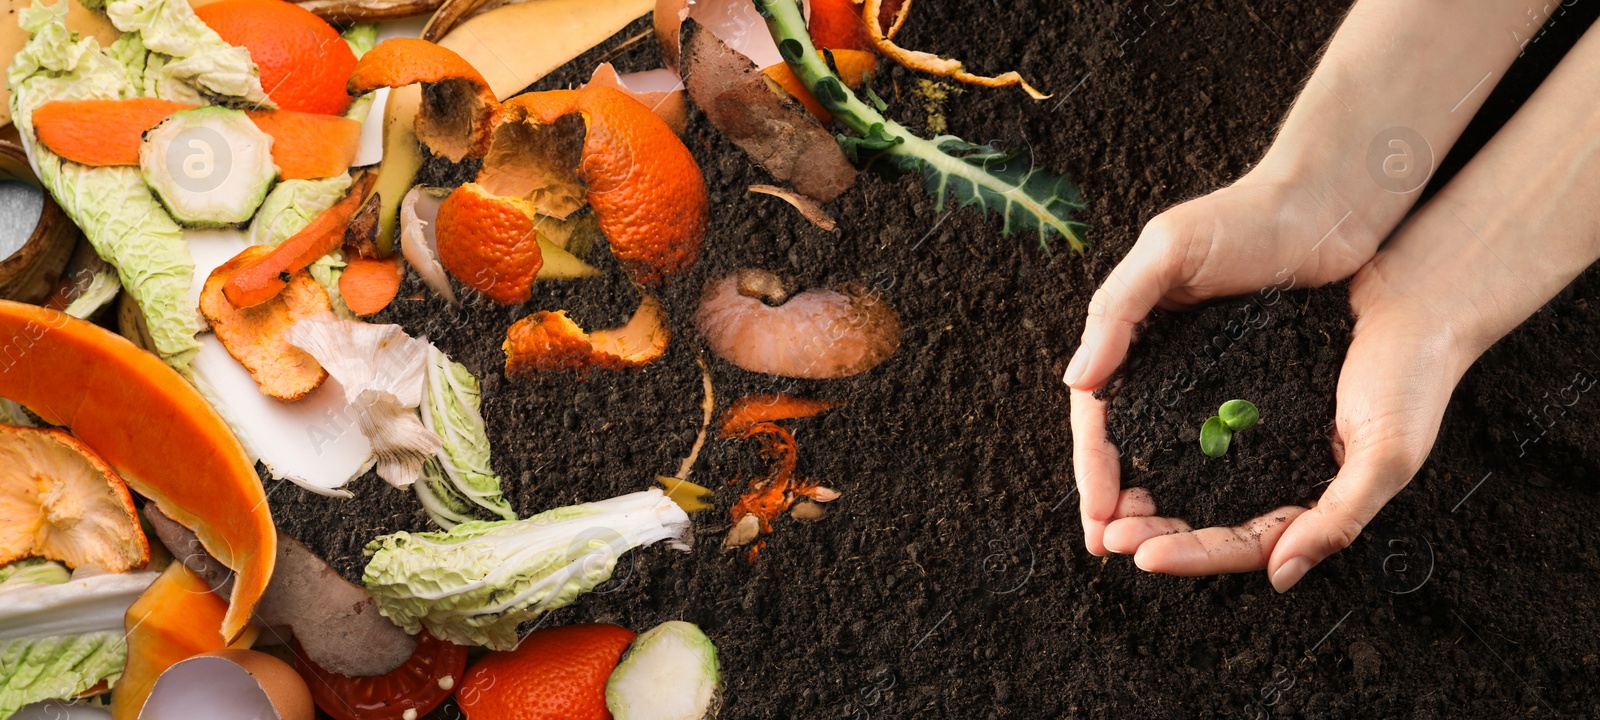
753;0;1087;252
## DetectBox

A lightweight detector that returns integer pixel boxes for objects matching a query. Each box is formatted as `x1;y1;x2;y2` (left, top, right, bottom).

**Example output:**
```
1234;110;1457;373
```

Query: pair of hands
1064;173;1476;593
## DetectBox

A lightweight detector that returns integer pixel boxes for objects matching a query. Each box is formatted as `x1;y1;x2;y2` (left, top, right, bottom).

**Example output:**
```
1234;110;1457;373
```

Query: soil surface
270;0;1600;716
1102;286;1352;529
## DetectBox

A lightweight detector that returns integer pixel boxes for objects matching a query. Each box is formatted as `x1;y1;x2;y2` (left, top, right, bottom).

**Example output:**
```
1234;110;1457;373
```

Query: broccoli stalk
753;0;1087;252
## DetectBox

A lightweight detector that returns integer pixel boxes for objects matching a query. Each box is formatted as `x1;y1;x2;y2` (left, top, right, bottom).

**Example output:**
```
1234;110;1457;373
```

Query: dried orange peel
200;246;331;402
346;37;500;162
503;295;669;376
348;40;706;296
0;425;149;573
0;300;276;644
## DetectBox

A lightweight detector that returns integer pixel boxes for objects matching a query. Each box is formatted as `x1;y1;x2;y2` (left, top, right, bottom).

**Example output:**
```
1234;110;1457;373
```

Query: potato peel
863;0;1048;100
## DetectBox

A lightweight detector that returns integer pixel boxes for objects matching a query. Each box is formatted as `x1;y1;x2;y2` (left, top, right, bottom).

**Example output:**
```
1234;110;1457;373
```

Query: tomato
292;631;468;720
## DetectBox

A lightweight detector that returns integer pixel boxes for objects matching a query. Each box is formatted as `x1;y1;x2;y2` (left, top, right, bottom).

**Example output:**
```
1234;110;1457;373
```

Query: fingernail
1063;346;1087;387
1271;557;1312;593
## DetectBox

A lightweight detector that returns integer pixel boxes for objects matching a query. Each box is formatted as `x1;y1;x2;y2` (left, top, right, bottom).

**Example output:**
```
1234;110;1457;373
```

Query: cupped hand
1094;260;1470;591
1067;174;1385;556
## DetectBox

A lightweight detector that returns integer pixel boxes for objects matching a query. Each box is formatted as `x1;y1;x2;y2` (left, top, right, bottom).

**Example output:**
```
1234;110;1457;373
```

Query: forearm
1252;0;1540;245
1366;24;1600;367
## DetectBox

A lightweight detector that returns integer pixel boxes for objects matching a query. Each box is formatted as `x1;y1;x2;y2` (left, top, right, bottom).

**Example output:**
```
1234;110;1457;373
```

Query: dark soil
270;0;1600;717
1102;286;1352;529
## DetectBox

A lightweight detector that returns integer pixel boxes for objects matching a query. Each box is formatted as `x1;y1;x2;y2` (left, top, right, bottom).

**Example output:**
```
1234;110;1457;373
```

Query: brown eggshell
140;649;313;720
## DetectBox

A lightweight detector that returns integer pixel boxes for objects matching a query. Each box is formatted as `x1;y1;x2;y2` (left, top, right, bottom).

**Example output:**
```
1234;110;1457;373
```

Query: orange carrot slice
339;255;404;317
31;98;193;166
29;99;362;180
222;172;377;309
718;393;844;437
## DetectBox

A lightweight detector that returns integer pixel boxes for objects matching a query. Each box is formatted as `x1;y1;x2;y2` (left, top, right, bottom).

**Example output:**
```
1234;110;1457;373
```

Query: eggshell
139;649;312;720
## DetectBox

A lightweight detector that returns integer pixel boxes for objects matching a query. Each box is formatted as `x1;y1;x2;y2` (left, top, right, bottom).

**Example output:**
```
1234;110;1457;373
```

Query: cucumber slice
606;621;722;720
140;106;277;226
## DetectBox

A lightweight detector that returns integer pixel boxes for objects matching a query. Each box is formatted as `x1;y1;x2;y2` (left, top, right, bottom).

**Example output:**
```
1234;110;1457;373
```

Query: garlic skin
693;270;901;379
286;316;442;488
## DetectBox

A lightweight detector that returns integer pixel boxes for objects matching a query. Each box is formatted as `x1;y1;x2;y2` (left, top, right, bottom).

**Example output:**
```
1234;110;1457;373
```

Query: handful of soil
1100;284;1353;528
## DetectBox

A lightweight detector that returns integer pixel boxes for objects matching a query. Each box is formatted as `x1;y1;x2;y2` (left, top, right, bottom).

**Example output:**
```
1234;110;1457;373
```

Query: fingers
1071;387;1122;556
1267;454;1412;592
1103;515;1189;555
1063;224;1183;390
1128;506;1308;577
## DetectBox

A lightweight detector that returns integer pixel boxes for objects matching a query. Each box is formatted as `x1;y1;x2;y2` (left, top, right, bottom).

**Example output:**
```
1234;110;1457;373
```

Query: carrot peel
340;255;404;317
223;172;377;309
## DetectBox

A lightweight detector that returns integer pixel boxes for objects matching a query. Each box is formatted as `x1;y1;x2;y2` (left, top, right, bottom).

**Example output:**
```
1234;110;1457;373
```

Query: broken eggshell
583;63;688;137
658;0;857;202
139;650;312;720
694;269;901;379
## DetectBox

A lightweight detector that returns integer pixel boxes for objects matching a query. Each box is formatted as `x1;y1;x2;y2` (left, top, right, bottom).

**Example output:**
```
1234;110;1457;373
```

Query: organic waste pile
4;0;1600;717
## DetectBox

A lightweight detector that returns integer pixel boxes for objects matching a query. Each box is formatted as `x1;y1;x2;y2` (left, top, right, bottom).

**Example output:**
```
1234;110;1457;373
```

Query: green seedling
1219;399;1260;431
1200;416;1231;458
1200;399;1259;457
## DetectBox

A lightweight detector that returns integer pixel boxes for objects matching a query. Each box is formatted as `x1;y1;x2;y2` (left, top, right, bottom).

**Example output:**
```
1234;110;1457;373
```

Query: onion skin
693;270;900;379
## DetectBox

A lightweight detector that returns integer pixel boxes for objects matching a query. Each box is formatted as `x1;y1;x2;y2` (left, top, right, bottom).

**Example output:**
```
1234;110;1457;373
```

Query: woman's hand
1078;22;1600;591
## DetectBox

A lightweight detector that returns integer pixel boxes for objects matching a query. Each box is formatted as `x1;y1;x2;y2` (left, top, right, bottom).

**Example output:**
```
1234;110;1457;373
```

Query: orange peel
433;182;544;305
503;295;669;376
346;38;500;161
0;424;148;573
0;300;276;644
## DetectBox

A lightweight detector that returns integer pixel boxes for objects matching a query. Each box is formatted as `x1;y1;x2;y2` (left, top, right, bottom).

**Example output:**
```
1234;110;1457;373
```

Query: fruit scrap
0;301;276;644
0;425;148;573
293;630;465;720
861;0;1047;99
196;0;360;115
457;624;636;720
30;99;362;179
717;392;843;553
200;246;332;402
223;171;377;309
352;39;706;295
694;269;901;379
346;37;500;161
338;255;404;317
111;561;258;720
504;295;669;377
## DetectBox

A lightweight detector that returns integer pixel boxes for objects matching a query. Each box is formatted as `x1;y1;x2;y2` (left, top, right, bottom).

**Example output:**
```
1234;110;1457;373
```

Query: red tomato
293;631;468;720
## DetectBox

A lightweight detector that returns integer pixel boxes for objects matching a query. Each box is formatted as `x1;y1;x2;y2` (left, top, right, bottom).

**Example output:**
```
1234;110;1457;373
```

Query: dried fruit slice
0;425;148;572
346;37;500;161
499;87;706;284
504;295;669;376
0;300;275;644
200;246;331;402
433;182;543;305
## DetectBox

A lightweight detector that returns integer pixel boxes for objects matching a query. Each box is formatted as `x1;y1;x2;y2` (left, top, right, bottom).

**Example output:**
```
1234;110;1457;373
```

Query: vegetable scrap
293;631;466;720
415;344;519;529
362;489;691;650
200;245;332;402
716;393;844;556
224;172;377;309
694;269;901;379
606;621;723;720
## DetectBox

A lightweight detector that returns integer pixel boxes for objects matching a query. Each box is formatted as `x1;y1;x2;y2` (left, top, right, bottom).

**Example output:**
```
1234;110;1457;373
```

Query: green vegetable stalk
415;345;518;528
363;489;690;650
0;561;159;717
754;0;1086;252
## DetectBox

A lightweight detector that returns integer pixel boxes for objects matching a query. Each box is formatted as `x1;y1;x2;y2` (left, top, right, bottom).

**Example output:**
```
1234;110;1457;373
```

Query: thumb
1063;220;1183;390
1266;452;1415;593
